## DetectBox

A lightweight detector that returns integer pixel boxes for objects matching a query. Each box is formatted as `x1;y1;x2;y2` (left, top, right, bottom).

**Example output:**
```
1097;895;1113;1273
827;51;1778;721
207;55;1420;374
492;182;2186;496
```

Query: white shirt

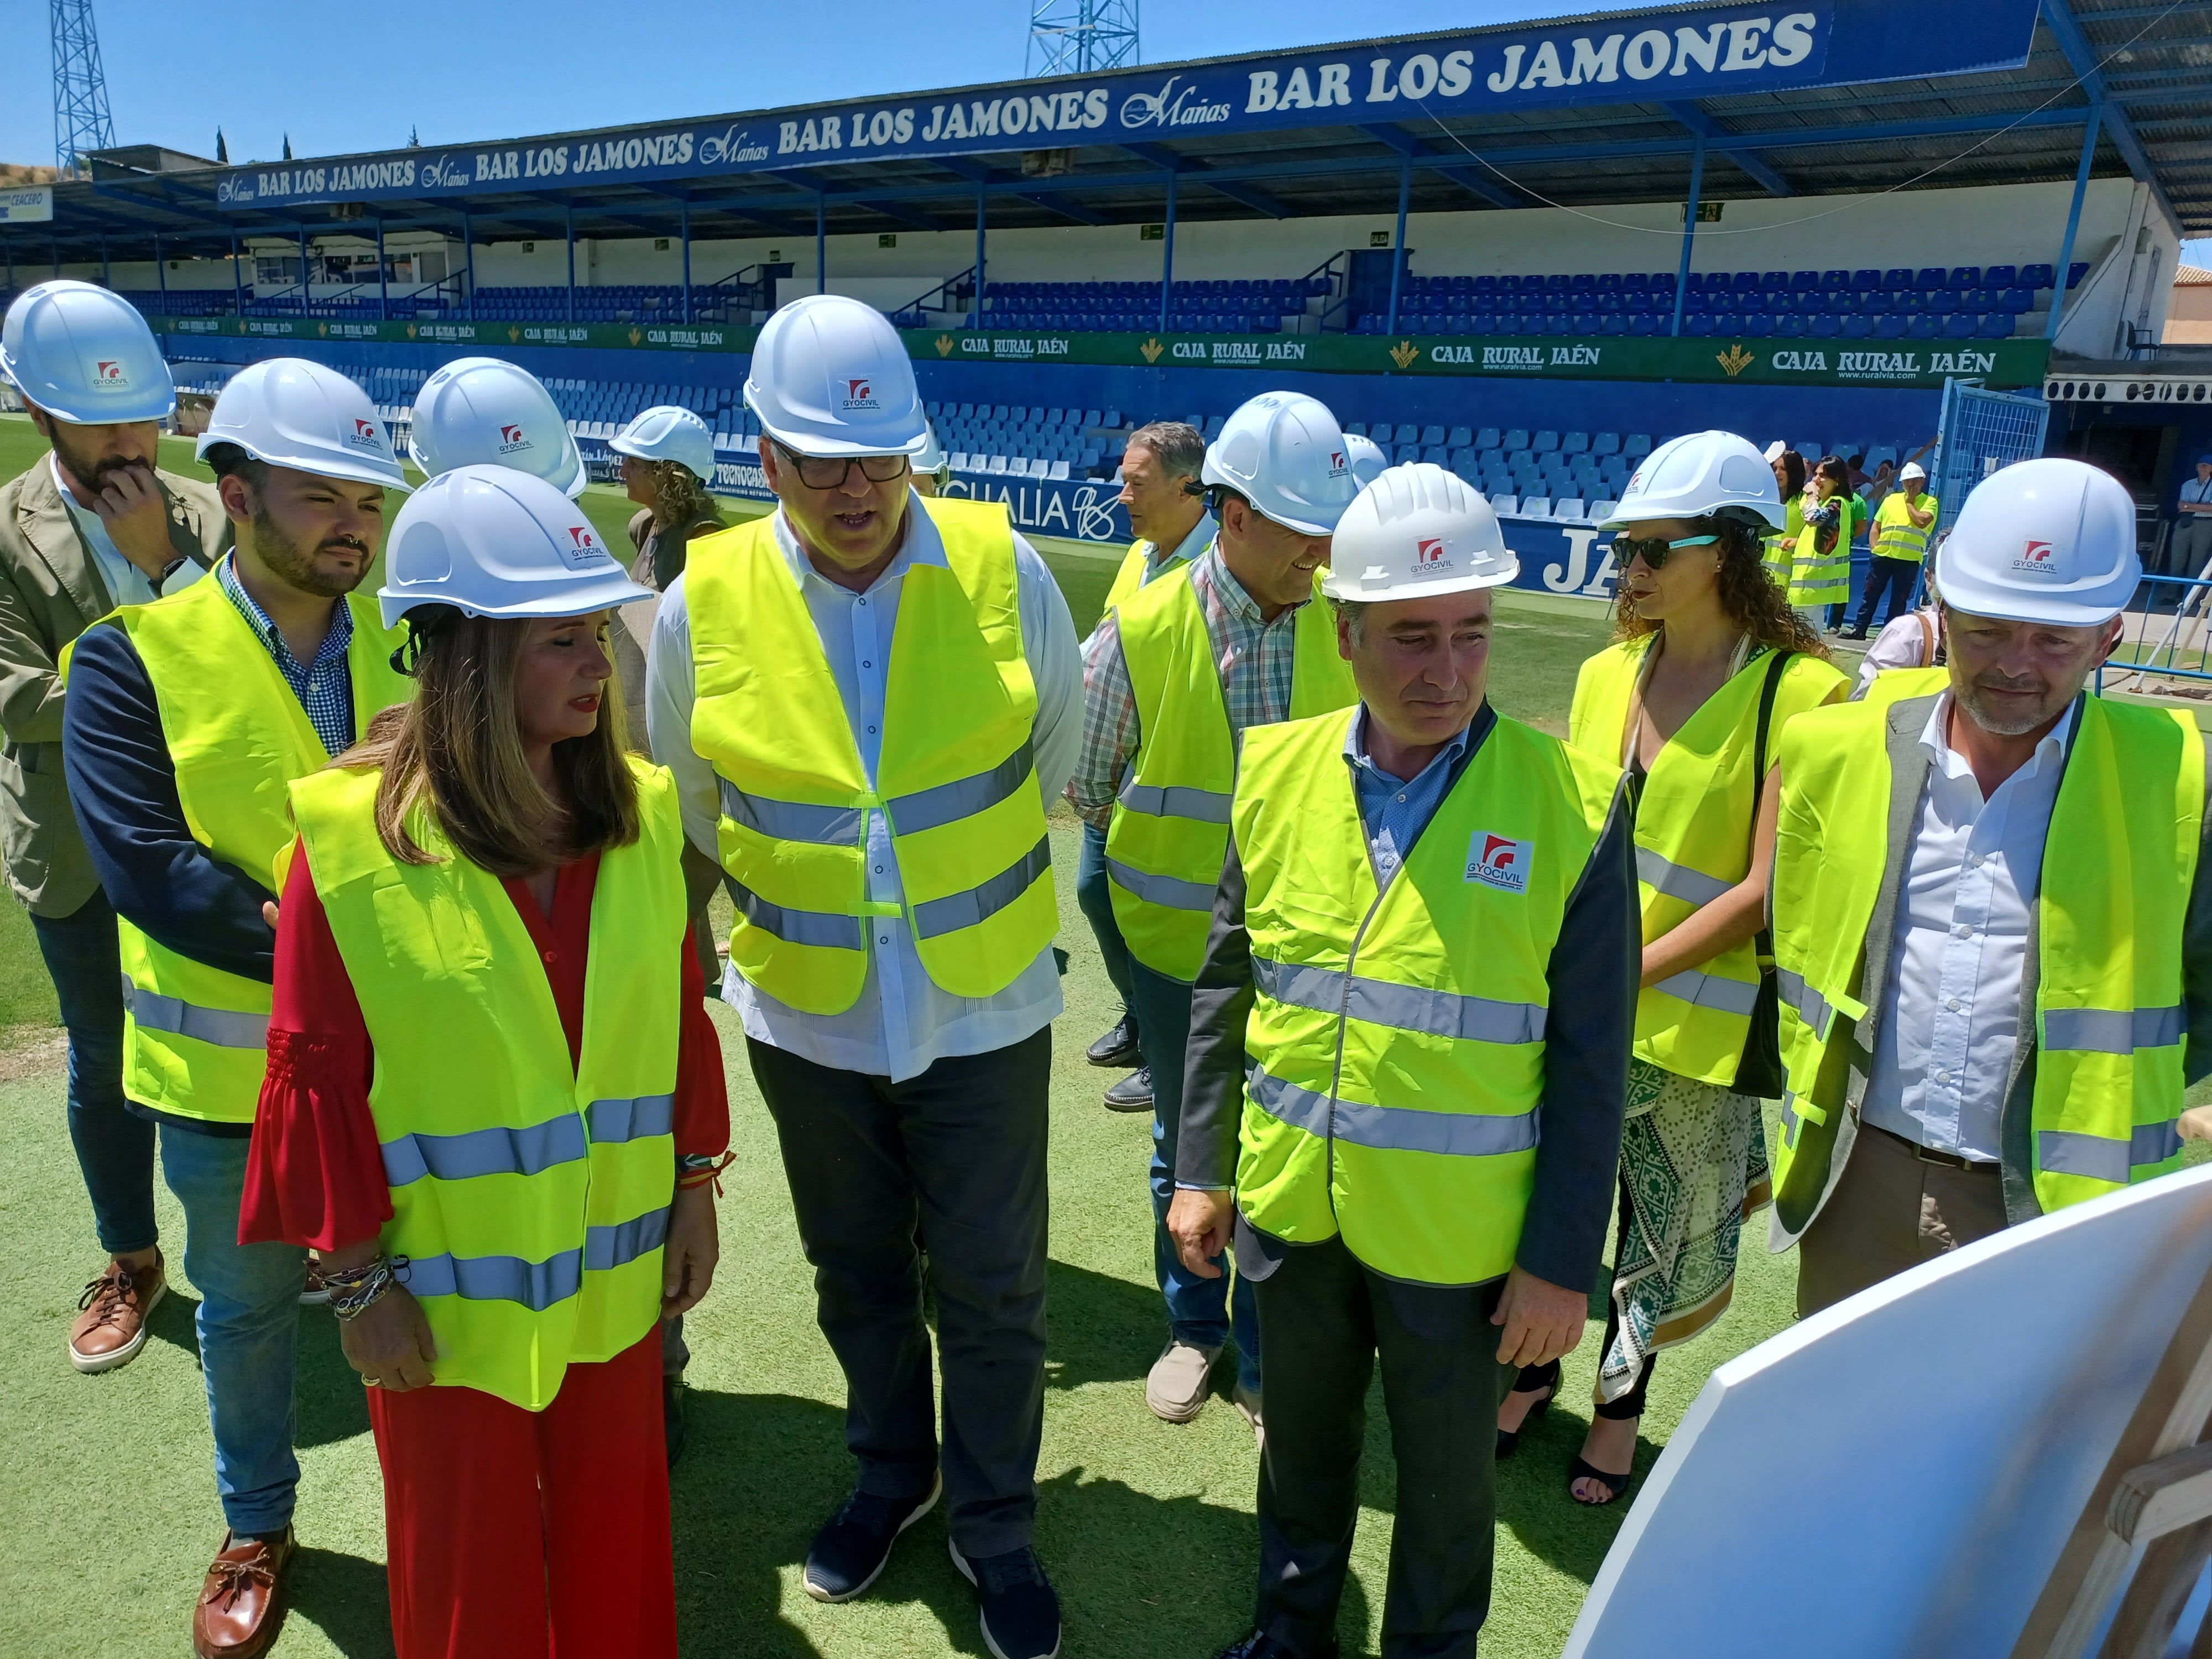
1861;693;2078;1161
50;456;205;607
646;492;1083;1083
1853;607;1941;696
2181;474;2212;512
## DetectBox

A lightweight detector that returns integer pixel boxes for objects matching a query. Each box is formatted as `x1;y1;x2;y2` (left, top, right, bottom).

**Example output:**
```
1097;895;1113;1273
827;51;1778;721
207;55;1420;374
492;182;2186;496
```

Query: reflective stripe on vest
120;977;270;1049
290;755;688;1412
1106;561;1356;981
1246;1063;1543;1157
87;576;412;1125
686;498;1057;1015
399;1209;670;1309
1769;692;2203;1230
1568;639;1845;1084
1231;707;1619;1286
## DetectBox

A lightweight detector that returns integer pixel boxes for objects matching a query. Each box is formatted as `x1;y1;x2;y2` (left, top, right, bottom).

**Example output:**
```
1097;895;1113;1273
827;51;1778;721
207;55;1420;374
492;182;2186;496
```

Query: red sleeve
238;838;394;1252
672;924;729;1158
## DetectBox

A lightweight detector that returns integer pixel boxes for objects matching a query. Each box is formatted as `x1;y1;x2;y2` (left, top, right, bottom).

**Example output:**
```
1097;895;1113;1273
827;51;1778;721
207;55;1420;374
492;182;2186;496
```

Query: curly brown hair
651;458;722;536
1613;515;1831;659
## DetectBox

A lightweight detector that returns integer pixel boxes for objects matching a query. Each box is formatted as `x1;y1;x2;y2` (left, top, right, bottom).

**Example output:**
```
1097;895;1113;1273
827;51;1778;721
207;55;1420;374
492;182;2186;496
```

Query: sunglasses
774;442;912;490
1611;533;1719;571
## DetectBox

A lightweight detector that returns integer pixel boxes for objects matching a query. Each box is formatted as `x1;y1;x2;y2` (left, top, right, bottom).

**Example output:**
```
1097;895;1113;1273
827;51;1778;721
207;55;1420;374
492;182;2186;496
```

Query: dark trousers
1130;958;1260;1390
29;889;157;1256
749;1029;1052;1558
1853;556;1922;635
1250;1234;1516;1658
1076;819;1136;1018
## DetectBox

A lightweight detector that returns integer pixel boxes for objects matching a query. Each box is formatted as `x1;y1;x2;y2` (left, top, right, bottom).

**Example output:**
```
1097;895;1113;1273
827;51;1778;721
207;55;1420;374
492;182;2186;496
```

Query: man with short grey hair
1075;421;1213;1113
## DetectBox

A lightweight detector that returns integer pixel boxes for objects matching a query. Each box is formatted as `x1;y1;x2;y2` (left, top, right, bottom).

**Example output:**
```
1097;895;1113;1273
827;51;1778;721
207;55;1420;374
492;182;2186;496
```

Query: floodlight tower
51;0;116;179
1027;0;1139;75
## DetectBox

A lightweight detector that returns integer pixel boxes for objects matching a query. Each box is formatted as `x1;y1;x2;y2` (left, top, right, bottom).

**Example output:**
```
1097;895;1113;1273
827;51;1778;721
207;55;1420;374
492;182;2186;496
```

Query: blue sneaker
801;1475;941;1603
949;1539;1061;1659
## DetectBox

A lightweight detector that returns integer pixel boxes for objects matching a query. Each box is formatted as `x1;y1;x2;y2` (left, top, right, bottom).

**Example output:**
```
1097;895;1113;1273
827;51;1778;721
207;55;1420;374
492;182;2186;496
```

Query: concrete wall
40;175;2154;305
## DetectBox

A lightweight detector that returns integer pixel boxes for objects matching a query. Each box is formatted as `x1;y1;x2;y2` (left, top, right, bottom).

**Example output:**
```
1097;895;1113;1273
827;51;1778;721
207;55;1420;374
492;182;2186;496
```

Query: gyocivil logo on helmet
498;424;533;454
841;378;879;411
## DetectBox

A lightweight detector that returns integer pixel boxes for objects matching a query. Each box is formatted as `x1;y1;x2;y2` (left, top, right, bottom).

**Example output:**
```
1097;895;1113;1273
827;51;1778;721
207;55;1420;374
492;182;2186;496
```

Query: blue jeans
29;890;158;1255
1076;820;1135;1018
160;1125;306;1538
1128;958;1259;1394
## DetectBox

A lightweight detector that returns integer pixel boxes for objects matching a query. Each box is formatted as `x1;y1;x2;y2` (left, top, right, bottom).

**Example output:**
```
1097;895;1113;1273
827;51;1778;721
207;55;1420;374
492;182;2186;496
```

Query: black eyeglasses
774;442;912;490
1611;533;1719;571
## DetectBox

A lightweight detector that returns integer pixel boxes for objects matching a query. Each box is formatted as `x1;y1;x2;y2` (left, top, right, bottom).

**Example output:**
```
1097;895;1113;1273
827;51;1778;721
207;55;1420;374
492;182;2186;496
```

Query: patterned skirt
1597;1057;1773;1404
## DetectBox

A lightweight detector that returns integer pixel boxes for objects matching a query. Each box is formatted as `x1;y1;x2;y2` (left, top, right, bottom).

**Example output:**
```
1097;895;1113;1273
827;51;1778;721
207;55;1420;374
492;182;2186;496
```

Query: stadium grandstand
4;0;2210;573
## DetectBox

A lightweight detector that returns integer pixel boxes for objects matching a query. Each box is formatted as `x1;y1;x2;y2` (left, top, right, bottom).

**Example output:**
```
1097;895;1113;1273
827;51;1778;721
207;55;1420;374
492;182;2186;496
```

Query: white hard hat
1932;457;2140;627
1343;431;1387;488
379;465;651;628
1763;439;1788;464
196;358;408;492
1899;461;1927;482
1;279;176;425
743;294;926;459
911;419;949;479
609;404;716;484
1604;430;1782;532
1320;462;1519;602
410;357;586;498
1201;391;1357;536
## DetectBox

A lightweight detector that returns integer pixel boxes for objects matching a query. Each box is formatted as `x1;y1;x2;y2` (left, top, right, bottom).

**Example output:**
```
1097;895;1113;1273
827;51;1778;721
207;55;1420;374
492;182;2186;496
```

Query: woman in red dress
241;465;728;1659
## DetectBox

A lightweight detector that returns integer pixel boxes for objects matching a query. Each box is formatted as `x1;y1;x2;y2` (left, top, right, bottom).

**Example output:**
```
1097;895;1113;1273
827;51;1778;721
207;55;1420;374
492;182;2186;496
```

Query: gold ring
361;1375;381;1387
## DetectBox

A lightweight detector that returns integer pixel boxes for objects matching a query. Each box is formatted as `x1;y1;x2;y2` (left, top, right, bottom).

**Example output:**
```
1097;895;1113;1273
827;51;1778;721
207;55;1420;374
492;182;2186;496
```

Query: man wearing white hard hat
1067;390;1358;1435
1768;456;2212;1316
1842;460;1938;640
61;356;414;1659
644;293;1079;1659
409;356;589;498
909;418;952;495
1;279;227;1379
1167;463;1636;1659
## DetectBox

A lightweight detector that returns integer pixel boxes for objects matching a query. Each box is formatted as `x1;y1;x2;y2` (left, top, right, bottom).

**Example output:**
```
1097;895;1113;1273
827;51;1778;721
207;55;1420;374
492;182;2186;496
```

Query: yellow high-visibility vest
1569;638;1846;1084
1786;495;1860;608
78;573;411;1125
686;497;1056;1015
1770;691;2202;1230
1102;530;1203;613
1871;489;1939;561
290;757;686;1410
1233;706;1620;1285
1106;564;1354;982
1763;497;1806;586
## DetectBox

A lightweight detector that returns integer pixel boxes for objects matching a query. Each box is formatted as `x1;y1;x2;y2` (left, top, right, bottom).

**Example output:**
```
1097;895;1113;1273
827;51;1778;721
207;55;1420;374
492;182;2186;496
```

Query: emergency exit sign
1681;201;1725;223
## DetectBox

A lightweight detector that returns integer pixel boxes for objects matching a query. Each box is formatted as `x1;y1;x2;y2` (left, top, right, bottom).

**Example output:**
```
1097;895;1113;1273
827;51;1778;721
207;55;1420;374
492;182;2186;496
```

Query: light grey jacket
0;455;228;916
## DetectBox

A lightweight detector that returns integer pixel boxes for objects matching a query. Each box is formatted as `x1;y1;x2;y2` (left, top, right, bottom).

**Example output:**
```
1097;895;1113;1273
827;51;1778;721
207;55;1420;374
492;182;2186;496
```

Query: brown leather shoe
193;1528;294;1659
69;1251;166;1374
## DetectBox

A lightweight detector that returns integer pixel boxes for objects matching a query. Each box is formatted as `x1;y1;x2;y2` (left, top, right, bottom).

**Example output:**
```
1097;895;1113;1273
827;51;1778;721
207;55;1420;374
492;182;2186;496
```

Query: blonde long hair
337;612;639;875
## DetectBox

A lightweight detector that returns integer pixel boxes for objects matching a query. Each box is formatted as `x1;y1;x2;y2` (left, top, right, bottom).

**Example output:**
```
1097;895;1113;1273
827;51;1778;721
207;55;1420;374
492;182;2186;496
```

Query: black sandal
1568;1456;1636;1506
1496;1359;1559;1460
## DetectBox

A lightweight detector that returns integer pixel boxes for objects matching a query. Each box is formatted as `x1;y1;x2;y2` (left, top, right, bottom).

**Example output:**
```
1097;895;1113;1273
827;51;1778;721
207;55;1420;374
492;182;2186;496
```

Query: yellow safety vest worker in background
1232;707;1620;1285
1102;531;1202;613
1871;489;1939;561
1768;690;2203;1233
686;496;1056;1016
1106;566;1355;982
71;573;411;1125
290;757;686;1410
1762;495;1805;586
1786;495;1860;610
1569;638;1846;1084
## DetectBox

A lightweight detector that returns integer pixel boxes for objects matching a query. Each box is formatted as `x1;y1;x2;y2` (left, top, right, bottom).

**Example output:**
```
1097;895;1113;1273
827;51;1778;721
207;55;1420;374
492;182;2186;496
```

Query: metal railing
2097;570;2212;698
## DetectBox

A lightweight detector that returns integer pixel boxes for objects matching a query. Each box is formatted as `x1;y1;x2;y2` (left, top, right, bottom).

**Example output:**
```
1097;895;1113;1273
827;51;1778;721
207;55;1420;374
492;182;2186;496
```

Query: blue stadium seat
1533;430;1560;452
1745;312;1772;335
1807;316;1840;338
1907;315;1940;339
1941;312;1976;338
1841;315;1874;338
2020;263;2056;290
1420;424;1446;446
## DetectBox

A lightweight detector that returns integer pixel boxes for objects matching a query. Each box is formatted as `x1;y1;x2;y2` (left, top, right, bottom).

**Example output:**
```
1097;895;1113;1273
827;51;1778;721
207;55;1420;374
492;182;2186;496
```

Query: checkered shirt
216;555;358;758
1068;546;1307;830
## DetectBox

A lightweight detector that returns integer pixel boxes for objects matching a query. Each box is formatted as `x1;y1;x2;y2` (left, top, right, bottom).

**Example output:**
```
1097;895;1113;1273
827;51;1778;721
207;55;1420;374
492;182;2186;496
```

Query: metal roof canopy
8;0;2206;273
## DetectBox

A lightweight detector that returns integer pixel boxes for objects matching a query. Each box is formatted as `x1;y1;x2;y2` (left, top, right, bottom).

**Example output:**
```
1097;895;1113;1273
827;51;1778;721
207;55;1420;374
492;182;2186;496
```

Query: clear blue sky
8;0;1596;169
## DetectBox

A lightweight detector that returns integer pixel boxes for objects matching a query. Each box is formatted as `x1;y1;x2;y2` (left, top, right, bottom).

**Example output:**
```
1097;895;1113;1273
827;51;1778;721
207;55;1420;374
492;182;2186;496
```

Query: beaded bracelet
328;1256;400;1322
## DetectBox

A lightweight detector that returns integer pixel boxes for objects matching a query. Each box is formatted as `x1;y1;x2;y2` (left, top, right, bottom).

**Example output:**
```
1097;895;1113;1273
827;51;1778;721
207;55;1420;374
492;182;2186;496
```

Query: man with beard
1;281;228;1378
61;357;412;1659
1767;457;2212;1316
